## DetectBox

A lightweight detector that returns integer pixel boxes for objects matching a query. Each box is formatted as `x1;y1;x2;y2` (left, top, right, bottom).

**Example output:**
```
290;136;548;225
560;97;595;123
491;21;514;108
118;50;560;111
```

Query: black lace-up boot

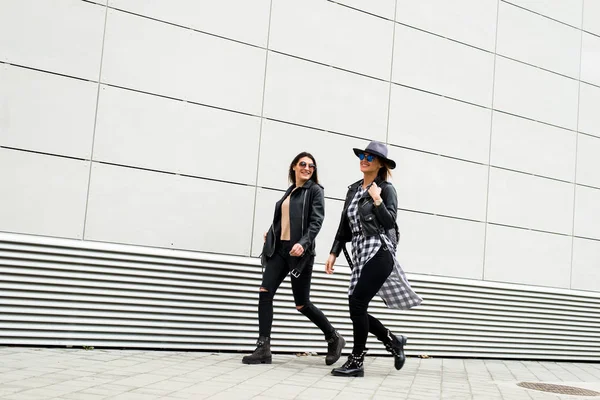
383;330;407;370
331;351;366;377
242;336;272;364
325;330;346;365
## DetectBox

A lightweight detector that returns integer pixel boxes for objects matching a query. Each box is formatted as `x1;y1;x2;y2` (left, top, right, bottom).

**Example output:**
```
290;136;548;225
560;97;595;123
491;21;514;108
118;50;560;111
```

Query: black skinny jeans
349;246;394;354
258;241;335;339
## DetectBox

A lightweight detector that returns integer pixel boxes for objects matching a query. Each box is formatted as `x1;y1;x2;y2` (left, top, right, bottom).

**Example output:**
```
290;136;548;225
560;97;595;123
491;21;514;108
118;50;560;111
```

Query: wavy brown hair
377;162;392;181
288;152;319;185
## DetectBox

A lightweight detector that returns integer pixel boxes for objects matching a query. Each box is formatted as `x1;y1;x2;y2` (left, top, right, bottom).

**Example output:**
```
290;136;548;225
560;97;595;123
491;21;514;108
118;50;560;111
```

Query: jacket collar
300;179;315;189
292;179;317;190
348;179;362;191
348;176;385;191
348;177;387;201
283;179;316;198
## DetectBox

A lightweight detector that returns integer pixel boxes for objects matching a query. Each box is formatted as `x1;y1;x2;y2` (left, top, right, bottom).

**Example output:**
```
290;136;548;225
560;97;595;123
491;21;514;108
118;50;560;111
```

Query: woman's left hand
289;243;304;257
368;182;382;202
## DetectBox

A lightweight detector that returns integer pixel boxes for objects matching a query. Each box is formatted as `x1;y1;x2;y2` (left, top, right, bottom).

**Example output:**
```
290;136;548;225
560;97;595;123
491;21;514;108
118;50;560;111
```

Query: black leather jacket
330;177;398;257
262;180;325;273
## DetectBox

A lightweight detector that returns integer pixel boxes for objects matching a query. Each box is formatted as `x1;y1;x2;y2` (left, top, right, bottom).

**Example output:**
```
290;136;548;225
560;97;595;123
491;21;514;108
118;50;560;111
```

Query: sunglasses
358;153;376;162
299;161;316;169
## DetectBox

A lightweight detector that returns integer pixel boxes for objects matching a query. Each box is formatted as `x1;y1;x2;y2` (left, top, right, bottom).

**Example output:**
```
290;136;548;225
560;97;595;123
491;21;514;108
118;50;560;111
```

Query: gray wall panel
269;0;394;79
576;134;600;188
392;24;495;106
571;237;600;292
388;85;492;164
583;0;600;35
398;212;485;279
0;65;97;159
393;149;489;221
101;9;266;115
337;0;395;19
507;0;583;27
496;2;581;78
579;83;600;138
581;32;600;87
108;0;271;47
263;52;389;140
484;225;572;288
487;168;574;234
84;163;255;256
493;56;579;130
490;112;576;182
395;0;498;51
0;0;105;80
0;149;89;239
94;85;261;185
573;185;600;240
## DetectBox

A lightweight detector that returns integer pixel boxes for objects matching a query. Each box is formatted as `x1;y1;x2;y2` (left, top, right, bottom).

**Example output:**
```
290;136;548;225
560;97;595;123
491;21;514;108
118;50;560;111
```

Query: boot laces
385;342;400;357
385;330;400;356
342;353;364;368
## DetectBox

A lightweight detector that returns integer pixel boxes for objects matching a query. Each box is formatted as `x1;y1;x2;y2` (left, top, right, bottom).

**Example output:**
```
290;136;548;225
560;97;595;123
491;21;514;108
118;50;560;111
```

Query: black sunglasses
298;161;316;169
358;153;376;162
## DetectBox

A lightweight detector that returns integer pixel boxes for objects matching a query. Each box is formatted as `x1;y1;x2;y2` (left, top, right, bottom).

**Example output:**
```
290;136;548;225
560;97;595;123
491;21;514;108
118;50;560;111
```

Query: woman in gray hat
242;152;345;366
325;141;422;377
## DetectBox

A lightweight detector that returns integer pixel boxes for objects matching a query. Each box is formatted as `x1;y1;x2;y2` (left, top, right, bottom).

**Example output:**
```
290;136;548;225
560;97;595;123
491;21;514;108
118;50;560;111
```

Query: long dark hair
288;152;319;185
377;162;392;181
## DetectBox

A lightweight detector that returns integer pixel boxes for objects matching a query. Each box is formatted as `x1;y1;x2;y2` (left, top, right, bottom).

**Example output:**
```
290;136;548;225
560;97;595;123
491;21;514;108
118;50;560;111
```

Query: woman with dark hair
325;141;422;377
242;152;346;365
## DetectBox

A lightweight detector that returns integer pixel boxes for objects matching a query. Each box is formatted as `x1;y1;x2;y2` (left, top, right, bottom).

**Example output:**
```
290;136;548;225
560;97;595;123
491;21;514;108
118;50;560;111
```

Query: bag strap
342;245;353;269
342;232;389;270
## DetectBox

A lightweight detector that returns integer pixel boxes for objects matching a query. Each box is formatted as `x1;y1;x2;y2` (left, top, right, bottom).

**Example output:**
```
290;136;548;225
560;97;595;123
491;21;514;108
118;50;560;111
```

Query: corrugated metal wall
1;232;599;360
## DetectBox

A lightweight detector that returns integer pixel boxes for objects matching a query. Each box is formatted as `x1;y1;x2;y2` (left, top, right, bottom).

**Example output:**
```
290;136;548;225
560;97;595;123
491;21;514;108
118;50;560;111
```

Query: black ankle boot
325;331;346;366
384;330;407;370
331;352;365;377
242;336;272;364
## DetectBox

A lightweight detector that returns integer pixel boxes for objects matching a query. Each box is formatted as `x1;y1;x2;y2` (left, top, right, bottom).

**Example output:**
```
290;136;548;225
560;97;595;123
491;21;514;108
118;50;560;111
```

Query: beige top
280;192;292;241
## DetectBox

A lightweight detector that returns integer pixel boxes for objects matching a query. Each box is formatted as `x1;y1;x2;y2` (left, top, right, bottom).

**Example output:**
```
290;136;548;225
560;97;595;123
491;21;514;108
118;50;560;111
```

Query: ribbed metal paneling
1;232;599;360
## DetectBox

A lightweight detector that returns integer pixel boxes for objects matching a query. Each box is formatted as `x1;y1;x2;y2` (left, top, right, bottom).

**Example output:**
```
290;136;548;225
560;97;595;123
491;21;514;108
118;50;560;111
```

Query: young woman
243;152;345;365
325;141;422;377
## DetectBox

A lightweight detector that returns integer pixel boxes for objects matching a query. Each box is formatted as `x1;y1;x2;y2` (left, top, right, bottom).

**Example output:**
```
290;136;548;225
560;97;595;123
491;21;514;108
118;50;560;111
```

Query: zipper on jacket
301;190;307;237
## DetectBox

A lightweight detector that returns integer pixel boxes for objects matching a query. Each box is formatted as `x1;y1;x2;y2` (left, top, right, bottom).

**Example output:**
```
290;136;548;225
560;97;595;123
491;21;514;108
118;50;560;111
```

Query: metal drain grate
517;382;600;396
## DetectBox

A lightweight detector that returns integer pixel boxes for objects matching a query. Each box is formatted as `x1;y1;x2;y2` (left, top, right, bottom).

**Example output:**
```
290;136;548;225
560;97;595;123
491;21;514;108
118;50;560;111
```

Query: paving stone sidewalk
1;347;600;400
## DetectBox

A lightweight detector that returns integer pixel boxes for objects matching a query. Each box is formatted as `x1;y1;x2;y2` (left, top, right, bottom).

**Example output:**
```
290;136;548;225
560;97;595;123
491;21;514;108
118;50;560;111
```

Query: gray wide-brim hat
353;141;396;169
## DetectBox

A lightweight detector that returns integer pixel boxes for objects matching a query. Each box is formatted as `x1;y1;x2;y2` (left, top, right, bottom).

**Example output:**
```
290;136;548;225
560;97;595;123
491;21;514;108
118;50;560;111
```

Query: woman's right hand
325;254;336;274
263;232;267;243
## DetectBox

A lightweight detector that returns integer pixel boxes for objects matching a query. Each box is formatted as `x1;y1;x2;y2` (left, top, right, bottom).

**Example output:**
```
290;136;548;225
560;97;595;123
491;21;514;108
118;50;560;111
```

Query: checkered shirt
347;185;423;310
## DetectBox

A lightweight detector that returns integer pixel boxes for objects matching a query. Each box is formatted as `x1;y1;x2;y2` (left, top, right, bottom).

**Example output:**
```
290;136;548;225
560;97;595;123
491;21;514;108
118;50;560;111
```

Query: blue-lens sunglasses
358;153;375;162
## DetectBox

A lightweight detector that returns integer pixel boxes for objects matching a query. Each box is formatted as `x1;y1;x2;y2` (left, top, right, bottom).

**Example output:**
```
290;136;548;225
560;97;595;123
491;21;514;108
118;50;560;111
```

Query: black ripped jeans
349;246;394;354
258;240;335;339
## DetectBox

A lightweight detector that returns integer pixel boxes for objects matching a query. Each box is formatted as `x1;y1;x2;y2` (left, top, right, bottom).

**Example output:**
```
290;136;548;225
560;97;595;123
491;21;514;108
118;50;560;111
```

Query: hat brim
353;148;396;169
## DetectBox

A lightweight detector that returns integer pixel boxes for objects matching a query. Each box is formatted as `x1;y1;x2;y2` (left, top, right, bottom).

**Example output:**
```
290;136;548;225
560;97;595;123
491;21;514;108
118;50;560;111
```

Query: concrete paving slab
2;347;600;399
